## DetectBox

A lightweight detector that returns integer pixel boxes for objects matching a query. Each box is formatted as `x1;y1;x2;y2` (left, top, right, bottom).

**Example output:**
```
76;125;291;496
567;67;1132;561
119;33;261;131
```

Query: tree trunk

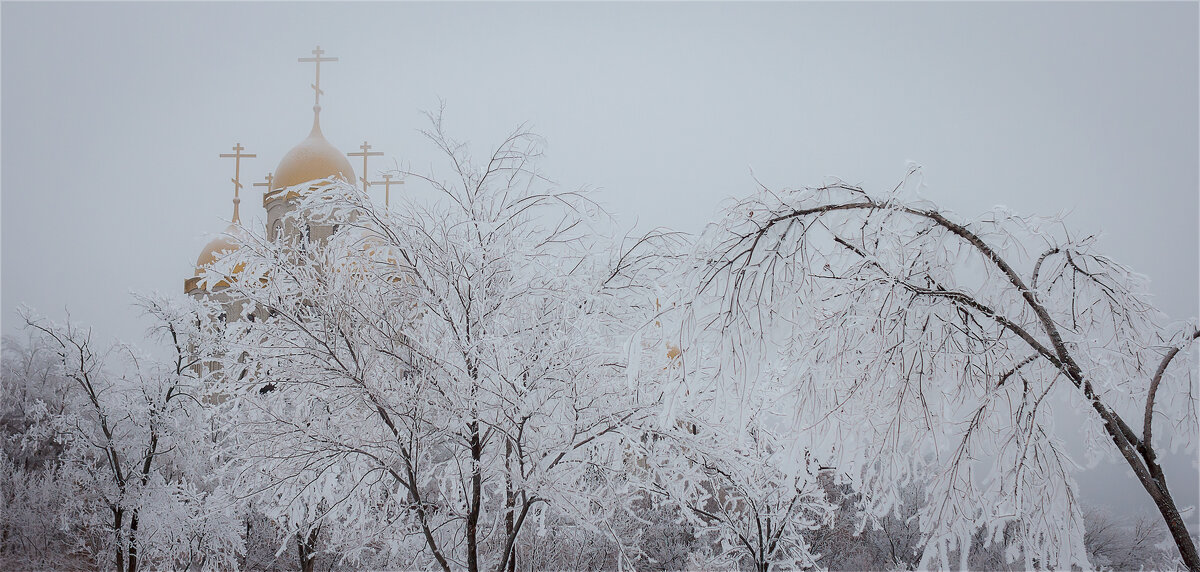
1092;395;1200;570
127;509;140;572
297;528;319;572
466;419;483;572
505;439;516;572
113;506;125;572
1137;465;1200;570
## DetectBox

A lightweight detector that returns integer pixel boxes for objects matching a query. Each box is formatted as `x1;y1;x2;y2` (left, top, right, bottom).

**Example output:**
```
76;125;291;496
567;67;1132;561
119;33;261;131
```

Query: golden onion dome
194;224;244;275
271;107;355;192
190;223;249;292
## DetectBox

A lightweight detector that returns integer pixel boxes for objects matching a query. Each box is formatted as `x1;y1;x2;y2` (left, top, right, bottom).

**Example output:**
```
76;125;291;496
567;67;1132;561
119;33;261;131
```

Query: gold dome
195;224;244;274
270;108;355;193
188;224;248;292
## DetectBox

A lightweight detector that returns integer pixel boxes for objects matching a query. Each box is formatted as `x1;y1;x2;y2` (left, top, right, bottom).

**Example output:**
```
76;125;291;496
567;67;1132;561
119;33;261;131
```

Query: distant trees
1;333;82;569
1083;505;1183;571
677;171;1198;569
806;479;927;571
2;295;242;572
632;394;835;570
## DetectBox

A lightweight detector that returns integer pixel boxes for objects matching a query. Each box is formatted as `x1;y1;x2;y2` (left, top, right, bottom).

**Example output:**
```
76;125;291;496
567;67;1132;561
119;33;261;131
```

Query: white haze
2;2;1196;533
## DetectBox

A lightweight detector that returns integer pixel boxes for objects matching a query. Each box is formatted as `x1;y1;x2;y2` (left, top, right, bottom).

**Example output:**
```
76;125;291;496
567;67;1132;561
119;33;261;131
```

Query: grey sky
3;1;1197;530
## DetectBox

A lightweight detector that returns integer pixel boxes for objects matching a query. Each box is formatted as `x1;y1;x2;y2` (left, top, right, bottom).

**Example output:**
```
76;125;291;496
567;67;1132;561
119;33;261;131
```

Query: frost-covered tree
674;171;1199;569
633;397;835;570
10;295;242;572
0;335;83;569
1;332;72;469
210;114;667;572
806;478;927;571
1083;505;1185;571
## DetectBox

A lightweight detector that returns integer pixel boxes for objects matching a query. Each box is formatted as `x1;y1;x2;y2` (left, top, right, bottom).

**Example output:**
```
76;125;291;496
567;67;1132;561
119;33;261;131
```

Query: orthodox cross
347;141;383;192
253;172;275;195
369;173;405;208
298;45;338;108
219;143;256;223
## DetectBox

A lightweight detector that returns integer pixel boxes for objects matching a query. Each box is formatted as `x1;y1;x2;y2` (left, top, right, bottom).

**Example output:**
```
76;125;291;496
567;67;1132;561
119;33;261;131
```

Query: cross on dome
348;141;383;192
266;46;355;198
298;45;338;110
253;172;275;195
219;143;256;223
370;173;405;208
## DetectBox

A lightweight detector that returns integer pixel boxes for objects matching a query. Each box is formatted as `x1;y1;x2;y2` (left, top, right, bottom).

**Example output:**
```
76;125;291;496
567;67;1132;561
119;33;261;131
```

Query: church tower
263;46;355;244
187;46;359;300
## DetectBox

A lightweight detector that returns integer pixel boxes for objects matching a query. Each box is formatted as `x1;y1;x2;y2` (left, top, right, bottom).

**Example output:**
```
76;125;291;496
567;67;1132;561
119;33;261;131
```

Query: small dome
190;224;250;293
271;109;355;192
195;224;245;275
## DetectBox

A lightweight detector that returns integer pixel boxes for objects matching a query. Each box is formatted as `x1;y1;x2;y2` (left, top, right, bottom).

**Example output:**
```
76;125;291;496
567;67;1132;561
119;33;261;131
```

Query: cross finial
298;45;338;109
369;173;405;208
253;172;276;195
219;143;256;223
347;141;383;192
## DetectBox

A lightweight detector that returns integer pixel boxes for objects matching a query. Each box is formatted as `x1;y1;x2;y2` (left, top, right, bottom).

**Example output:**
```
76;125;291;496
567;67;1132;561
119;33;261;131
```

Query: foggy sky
3;2;1197;531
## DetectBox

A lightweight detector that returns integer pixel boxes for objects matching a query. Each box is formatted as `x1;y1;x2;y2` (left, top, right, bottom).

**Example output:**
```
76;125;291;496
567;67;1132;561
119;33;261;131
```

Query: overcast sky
3;2;1197;529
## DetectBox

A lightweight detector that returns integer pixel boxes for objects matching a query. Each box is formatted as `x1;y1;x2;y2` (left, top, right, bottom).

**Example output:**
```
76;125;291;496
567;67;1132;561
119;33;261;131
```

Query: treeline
2;119;1196;570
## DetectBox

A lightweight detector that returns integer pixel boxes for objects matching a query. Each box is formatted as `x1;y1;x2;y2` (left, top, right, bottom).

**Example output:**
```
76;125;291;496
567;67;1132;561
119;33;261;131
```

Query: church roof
189;46;362;294
266;107;355;200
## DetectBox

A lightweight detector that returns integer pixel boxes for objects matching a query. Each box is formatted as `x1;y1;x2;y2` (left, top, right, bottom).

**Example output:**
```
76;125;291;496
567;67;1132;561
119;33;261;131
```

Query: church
185;46;400;303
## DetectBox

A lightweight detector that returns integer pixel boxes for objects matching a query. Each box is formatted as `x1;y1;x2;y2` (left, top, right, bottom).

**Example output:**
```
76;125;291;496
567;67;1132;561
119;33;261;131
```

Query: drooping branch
1143;329;1200;457
693;183;1200;569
